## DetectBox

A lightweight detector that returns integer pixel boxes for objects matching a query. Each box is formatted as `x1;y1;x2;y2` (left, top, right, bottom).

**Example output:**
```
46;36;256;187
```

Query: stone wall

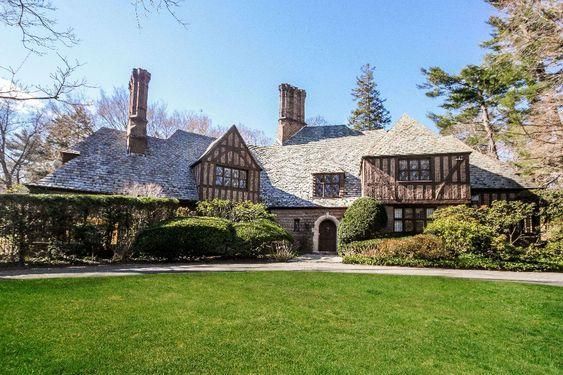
272;207;347;252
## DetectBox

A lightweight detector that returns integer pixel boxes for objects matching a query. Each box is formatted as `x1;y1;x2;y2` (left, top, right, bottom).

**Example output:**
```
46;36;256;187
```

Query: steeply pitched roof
442;135;534;189
28;128;216;200
191;125;262;170
252;115;532;207
368;114;466;156
30;115;532;206
251;128;387;207
283;125;364;145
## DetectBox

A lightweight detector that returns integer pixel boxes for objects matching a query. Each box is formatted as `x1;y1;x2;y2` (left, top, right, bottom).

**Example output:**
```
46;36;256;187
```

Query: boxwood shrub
338;197;387;245
233;219;293;256
134;217;235;260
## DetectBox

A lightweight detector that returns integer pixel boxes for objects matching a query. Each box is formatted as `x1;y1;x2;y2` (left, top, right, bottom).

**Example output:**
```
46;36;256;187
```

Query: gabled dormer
360;115;471;204
190;125;262;203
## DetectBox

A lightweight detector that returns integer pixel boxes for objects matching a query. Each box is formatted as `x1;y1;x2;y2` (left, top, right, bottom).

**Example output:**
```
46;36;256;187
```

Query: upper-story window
398;158;431;181
215;165;248;189
313;173;344;198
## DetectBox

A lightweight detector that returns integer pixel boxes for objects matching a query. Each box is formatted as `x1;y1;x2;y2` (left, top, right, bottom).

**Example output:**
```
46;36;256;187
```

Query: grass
0;272;561;374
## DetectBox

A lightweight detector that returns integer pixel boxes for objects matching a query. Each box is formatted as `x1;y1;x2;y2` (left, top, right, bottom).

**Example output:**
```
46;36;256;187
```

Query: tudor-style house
28;68;534;253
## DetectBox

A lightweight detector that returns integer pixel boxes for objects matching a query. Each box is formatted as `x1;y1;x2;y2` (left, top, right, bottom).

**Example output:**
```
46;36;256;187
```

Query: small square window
394;220;403;232
420;159;430;169
415;208;424;219
313;173;343;198
404;208;413;219
394;208;402;219
415;220;424;232
426;208;435;218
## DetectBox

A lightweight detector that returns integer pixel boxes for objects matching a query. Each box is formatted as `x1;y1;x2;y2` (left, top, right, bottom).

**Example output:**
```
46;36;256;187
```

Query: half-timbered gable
362;152;471;204
191;125;262;203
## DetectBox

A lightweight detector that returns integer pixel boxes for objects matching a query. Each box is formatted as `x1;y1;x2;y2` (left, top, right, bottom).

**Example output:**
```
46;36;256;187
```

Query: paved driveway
1;254;562;286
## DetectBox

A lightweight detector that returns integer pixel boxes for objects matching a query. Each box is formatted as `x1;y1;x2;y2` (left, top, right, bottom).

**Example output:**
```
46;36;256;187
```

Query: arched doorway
318;219;337;252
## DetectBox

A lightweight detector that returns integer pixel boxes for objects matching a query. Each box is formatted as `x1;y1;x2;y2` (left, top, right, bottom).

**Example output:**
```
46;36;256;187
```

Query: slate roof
30;114;532;206
283;125;364;145
252;114;532;207
251;129;387;207
28;127;216;200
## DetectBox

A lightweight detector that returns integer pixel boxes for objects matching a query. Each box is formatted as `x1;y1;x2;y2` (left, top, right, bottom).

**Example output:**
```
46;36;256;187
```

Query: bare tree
131;0;187;28
306;115;330;126
0;0;78;54
95;87;129;130
0;55;86;102
0;99;46;190
0;0;185;102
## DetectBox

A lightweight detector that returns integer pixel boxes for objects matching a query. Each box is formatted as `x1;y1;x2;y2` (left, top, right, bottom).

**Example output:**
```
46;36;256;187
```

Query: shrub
339;238;382;256
134;217;235;260
233;219;293;256
340;234;449;260
0;194;178;264
196;199;274;222
485;200;536;246
268;241;296;262
425;206;494;256
338;197;387;245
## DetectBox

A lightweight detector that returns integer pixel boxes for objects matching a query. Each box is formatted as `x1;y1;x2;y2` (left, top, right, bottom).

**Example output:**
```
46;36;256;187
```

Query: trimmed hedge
134;217;235;260
0;194;178;264
233;219;293;256
343;253;562;272
134;217;293;260
196;199;274;222
338;197;387;245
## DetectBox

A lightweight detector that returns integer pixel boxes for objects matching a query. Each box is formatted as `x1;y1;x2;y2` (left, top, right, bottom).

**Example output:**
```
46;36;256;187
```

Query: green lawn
1;273;561;374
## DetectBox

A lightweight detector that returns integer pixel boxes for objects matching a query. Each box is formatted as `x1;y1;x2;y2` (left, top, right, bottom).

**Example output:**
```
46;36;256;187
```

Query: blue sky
1;0;494;137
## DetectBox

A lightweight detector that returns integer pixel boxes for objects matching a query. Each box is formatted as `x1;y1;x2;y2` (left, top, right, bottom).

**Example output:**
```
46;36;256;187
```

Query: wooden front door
319;220;337;252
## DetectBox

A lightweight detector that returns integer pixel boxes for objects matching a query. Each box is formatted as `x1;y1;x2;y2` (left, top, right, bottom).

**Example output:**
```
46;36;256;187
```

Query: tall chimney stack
277;83;306;145
127;68;151;154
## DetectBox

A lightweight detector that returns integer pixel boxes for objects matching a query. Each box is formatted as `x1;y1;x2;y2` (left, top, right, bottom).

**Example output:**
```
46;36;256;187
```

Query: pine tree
348;64;390;130
419;61;527;160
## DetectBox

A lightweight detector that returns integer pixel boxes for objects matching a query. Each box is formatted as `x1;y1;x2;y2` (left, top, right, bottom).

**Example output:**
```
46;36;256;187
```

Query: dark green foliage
419;62;527;159
196;199;274;222
233;219;293;256
344;253;561;272
0;194;178;264
337;197;387;245
348;64;390;130
134;217;235;260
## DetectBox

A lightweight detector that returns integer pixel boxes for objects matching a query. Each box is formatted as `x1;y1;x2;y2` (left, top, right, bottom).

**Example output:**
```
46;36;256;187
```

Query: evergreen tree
419;61;527;160
348;64;390;130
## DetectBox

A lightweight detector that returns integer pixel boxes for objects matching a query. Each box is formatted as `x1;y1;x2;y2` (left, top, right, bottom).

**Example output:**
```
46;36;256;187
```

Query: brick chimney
127;68;151;154
277;83;306;145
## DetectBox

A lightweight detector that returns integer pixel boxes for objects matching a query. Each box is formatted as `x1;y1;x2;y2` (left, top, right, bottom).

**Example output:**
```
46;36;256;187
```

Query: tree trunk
481;104;499;160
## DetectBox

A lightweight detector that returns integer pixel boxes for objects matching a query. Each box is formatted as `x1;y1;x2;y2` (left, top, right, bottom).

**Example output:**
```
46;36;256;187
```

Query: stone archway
312;213;339;253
